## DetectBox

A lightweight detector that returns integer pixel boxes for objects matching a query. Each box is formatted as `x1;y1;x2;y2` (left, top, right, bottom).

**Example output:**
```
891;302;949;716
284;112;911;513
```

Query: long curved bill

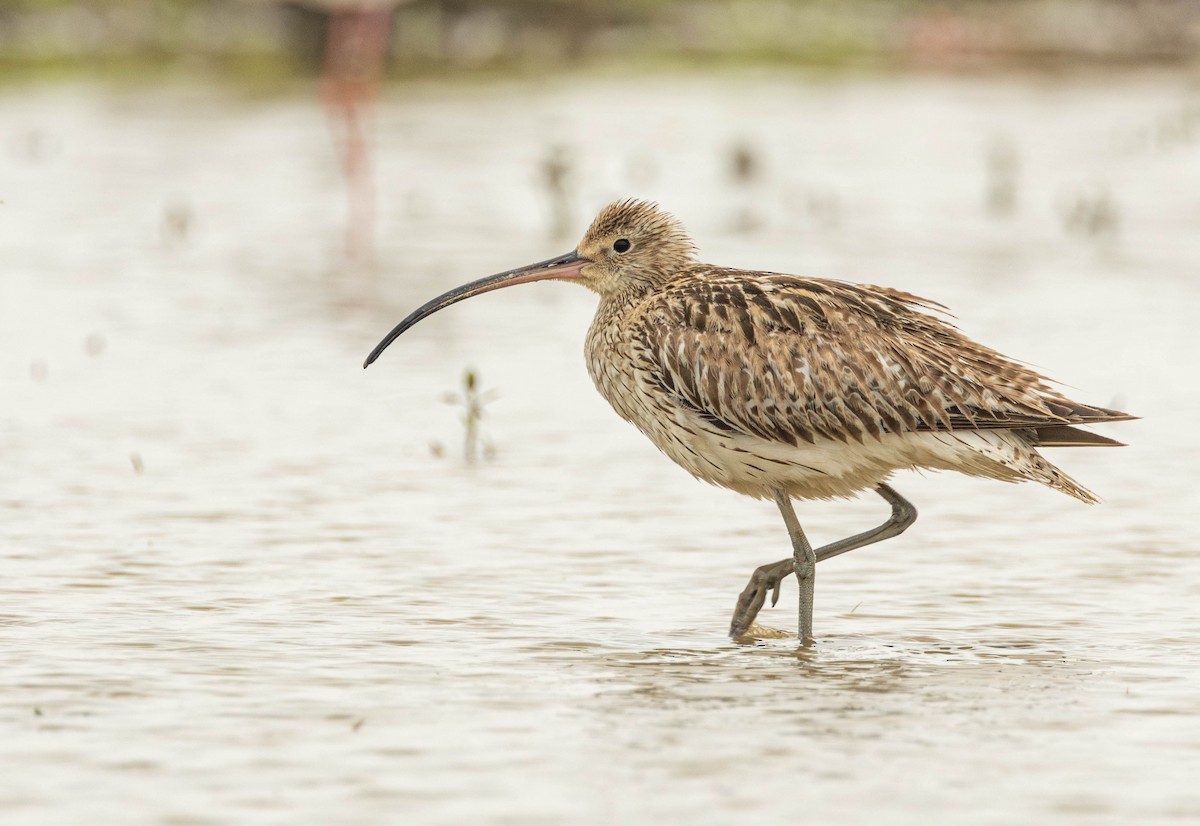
363;250;588;368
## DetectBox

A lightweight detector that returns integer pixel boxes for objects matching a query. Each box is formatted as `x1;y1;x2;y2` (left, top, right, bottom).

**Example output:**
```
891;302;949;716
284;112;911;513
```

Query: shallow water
2;71;1199;824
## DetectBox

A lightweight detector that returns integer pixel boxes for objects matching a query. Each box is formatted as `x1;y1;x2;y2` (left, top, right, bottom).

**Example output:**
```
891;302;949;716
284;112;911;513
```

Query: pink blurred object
319;5;393;262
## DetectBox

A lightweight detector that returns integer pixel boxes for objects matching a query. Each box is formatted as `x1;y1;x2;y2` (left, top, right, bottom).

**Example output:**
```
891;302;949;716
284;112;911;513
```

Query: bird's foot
728;557;795;639
731;623;792;643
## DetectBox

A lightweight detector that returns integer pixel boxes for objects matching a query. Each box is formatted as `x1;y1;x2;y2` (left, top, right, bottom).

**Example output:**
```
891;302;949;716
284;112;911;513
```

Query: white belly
642;405;1042;500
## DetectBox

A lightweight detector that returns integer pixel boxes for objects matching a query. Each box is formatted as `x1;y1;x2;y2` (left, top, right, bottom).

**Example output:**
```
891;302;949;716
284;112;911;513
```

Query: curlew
364;200;1133;645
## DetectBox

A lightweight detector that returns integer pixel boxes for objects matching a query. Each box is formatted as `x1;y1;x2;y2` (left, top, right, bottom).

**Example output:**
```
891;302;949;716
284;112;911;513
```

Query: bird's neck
594;280;655;322
596;264;679;309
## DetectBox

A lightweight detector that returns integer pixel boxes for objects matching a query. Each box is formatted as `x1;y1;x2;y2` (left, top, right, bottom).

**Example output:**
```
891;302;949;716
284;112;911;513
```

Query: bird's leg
729;484;917;640
772;488;816;646
812;484;918;563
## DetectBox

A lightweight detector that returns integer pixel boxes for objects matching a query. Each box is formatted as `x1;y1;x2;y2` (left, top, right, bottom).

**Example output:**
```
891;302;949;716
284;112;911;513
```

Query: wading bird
364;200;1132;645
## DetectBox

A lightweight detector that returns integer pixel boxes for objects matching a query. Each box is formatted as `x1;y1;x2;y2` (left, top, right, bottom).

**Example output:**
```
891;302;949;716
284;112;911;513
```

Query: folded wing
630;269;1134;446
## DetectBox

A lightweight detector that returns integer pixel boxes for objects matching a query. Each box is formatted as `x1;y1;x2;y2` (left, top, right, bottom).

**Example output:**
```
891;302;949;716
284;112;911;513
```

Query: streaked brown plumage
365;199;1134;645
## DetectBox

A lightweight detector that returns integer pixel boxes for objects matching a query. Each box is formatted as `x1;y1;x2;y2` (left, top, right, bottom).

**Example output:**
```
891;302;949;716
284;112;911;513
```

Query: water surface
2;72;1198;824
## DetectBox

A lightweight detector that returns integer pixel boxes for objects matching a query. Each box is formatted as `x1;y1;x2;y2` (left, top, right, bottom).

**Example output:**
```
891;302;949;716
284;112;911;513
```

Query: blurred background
5;0;1200;259
3;3;1200;825
5;0;1200;77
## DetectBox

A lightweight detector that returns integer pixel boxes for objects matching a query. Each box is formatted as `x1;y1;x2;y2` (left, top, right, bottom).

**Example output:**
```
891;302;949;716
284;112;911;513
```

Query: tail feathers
920;430;1103;504
1045;401;1138;425
1026;453;1100;504
1032;424;1126;447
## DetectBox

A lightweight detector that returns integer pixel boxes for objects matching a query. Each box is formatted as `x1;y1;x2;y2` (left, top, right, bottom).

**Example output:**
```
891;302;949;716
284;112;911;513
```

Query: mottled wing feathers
630;268;1132;446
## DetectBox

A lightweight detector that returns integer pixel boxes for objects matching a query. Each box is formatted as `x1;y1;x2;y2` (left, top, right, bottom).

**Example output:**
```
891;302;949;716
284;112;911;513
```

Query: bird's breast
584;311;646;428
583;308;833;498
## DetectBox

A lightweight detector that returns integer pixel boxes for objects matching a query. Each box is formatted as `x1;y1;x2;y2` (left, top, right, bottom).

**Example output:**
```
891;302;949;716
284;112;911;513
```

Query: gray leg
729;484;917;639
772;488;816;646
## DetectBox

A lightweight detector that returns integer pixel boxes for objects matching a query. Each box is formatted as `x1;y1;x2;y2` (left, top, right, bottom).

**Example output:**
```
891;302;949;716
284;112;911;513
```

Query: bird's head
573;199;697;297
363;199;696;368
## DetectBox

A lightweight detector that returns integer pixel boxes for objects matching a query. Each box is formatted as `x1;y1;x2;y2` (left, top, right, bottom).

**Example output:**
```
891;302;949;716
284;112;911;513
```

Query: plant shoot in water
440;368;499;463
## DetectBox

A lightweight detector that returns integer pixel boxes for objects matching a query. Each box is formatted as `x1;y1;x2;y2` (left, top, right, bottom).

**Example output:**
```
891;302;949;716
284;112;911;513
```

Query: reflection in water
1;73;1198;824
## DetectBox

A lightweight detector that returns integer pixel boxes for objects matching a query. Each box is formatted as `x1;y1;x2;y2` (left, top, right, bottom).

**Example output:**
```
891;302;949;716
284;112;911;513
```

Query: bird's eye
613;238;631;253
